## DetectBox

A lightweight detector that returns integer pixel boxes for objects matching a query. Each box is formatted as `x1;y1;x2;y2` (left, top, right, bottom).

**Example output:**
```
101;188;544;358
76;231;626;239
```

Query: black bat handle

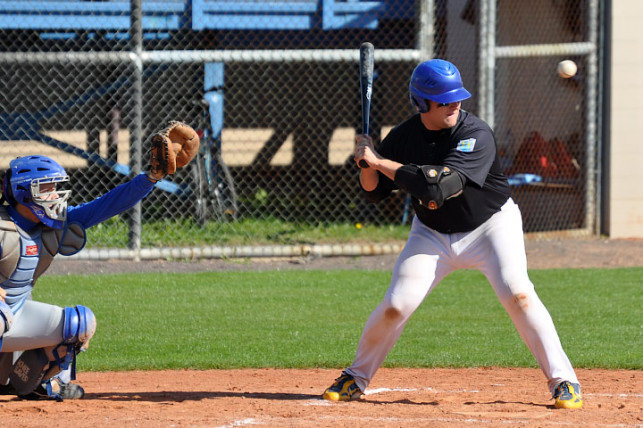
358;42;374;169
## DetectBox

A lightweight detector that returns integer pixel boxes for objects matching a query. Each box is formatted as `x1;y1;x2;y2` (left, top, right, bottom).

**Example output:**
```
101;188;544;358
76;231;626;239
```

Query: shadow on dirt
85;390;320;402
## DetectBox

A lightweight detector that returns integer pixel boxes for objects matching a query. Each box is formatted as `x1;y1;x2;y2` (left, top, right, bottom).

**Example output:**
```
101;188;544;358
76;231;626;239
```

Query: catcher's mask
3;156;71;229
409;59;471;113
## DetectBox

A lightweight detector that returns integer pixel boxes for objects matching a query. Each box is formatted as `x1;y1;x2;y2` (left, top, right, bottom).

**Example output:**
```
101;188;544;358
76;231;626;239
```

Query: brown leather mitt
149;121;200;179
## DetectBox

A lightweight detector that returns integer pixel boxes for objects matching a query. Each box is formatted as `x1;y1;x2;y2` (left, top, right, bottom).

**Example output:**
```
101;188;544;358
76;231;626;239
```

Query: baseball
557;60;577;78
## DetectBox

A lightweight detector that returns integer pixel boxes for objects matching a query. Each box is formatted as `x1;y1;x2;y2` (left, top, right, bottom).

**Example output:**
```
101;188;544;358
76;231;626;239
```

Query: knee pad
0;300;14;352
8;305;96;396
53;305;96;378
62;305;97;347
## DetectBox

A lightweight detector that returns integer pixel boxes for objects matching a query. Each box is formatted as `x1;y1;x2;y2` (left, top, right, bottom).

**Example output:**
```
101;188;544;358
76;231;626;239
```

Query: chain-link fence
0;0;602;255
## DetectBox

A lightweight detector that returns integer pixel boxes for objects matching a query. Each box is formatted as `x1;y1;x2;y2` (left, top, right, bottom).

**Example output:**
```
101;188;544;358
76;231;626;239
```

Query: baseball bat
358;42;374;168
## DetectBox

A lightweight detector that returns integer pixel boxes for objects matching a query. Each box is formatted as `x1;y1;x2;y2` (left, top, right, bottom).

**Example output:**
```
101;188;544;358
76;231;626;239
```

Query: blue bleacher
192;0;387;31
0;1;185;31
0;0;400;33
192;1;319;31
322;0;386;30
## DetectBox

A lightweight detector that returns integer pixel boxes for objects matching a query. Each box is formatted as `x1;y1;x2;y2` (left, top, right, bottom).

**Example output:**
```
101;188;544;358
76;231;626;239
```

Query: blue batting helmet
3;155;71;229
409;59;472;113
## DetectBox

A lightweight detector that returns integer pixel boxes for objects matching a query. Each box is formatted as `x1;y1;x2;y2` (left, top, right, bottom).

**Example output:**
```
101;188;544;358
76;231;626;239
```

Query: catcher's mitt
148;121;200;180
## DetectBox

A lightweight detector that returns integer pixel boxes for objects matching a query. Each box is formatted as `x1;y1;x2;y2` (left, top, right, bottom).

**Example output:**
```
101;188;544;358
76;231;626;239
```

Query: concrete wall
609;1;643;237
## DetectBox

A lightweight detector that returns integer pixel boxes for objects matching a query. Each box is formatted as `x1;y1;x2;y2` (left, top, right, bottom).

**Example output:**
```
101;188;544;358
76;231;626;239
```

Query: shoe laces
554;382;574;399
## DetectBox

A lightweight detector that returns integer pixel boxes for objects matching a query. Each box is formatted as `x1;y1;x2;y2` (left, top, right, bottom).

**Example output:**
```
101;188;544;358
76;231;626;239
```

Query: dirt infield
1;368;641;427
3;237;642;427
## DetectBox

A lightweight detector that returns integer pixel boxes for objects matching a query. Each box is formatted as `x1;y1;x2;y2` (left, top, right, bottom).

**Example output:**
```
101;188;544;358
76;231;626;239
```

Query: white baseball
557;60;577;79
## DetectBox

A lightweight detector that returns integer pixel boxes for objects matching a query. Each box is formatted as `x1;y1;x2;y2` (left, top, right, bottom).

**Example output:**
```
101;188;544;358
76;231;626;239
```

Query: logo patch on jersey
456;138;476;152
26;245;38;256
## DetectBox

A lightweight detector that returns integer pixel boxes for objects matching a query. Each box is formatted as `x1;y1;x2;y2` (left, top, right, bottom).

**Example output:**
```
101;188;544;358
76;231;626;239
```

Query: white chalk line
215;388;643;427
217;414;640;427
365;386;435;395
364;387;643;399
585;392;643;398
303;386;643;400
214;418;262;428
365;386;485;395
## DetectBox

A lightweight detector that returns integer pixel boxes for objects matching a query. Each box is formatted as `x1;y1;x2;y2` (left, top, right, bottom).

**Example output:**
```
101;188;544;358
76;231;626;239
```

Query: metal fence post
477;0;488;120
416;0;434;61
128;0;143;257
585;0;600;234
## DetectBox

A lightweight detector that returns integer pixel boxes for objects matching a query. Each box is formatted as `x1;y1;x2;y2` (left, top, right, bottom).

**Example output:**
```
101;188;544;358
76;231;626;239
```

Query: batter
322;59;582;409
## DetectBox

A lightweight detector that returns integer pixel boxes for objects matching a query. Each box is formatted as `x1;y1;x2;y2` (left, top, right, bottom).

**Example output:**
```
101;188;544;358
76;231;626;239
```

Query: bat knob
358;160;369;168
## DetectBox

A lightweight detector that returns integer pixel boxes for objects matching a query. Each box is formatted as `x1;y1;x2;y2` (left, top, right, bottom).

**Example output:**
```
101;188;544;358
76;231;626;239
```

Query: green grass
34;267;642;372
88;217;410;247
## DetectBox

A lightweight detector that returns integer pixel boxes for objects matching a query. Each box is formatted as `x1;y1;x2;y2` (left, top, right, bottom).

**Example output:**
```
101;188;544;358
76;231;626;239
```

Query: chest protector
0;206;86;286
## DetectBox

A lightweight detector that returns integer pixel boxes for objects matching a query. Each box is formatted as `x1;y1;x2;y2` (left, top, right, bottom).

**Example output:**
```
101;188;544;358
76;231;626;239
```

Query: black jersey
365;110;511;233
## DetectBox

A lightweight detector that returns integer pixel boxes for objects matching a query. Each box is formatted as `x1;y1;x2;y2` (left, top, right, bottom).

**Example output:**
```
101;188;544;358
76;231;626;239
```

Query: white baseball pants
346;198;579;394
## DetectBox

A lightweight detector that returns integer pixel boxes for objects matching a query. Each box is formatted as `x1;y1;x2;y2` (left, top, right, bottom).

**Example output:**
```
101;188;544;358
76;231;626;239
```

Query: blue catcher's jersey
0;223;42;312
0;173;155;313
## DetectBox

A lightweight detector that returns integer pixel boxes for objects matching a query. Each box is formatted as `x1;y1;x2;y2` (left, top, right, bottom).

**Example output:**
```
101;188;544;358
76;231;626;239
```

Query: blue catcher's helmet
3;156;71;229
409;59;472;113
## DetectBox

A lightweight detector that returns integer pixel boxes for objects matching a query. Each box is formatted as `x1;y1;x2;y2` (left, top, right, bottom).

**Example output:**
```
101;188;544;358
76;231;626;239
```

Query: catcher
0;121;198;400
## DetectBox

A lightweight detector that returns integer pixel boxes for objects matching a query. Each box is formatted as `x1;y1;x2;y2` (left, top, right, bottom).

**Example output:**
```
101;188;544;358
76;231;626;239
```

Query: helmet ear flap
410;94;430;113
